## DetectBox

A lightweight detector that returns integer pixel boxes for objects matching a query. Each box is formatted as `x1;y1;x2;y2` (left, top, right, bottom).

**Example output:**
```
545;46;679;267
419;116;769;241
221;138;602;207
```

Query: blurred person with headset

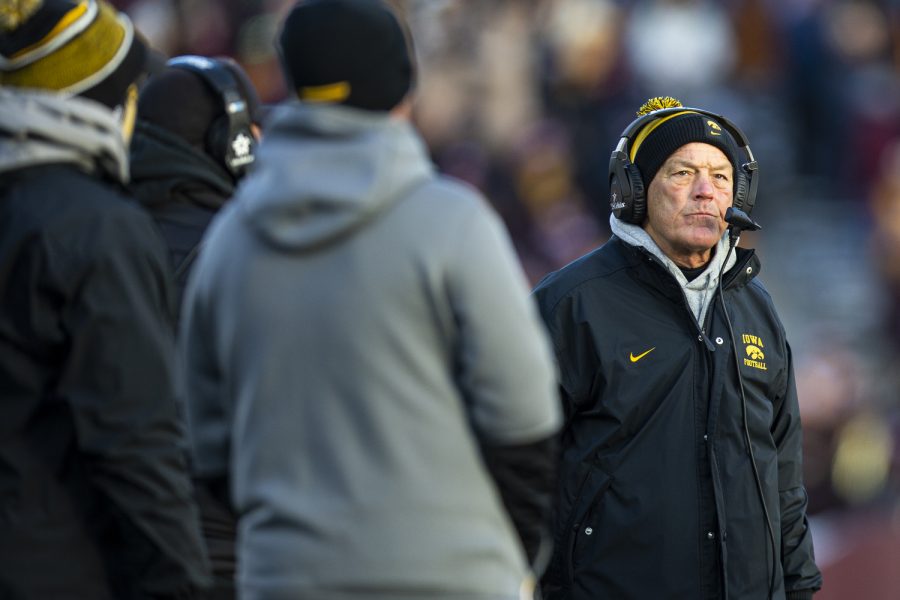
0;1;211;597
178;1;561;599
130;54;265;319
532;97;822;600
129;54;267;599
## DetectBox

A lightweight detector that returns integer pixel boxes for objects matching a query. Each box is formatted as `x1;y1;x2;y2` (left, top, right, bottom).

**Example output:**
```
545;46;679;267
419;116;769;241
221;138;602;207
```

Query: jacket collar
615;237;760;297
722;247;759;290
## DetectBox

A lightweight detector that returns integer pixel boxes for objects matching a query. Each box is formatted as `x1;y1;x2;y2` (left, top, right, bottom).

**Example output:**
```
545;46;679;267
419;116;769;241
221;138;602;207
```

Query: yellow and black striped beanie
631;97;740;188
0;0;146;108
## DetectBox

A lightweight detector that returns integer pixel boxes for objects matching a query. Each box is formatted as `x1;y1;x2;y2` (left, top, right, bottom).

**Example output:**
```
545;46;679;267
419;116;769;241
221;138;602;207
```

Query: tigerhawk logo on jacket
741;333;767;371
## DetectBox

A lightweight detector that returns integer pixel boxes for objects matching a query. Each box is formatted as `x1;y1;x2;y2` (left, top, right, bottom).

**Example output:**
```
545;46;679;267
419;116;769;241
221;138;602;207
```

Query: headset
608;107;759;225
166;55;257;179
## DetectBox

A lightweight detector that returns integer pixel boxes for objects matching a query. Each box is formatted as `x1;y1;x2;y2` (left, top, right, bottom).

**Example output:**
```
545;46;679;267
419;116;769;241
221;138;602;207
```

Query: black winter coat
0;164;210;598
129;121;235;318
533;237;822;600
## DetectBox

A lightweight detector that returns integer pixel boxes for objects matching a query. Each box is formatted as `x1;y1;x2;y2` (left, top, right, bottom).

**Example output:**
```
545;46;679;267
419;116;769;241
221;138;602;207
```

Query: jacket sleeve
446;199;562;572
178;247;230;482
771;340;823;595
480;434;560;575
57;209;211;596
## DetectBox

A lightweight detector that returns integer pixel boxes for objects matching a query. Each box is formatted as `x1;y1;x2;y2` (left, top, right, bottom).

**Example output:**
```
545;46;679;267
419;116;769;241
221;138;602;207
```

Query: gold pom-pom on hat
0;0;43;32
636;96;683;116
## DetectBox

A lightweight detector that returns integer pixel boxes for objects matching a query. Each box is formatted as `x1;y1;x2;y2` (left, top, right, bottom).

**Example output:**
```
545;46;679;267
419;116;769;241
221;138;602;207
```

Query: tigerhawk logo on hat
0;0;147;108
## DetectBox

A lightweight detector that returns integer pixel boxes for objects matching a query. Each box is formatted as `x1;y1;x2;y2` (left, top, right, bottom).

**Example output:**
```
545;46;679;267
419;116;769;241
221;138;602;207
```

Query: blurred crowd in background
112;0;900;595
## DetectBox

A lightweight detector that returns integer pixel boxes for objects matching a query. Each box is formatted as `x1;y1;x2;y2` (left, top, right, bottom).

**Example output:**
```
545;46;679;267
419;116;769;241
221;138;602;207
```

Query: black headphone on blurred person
608;107;759;224
166;55;257;178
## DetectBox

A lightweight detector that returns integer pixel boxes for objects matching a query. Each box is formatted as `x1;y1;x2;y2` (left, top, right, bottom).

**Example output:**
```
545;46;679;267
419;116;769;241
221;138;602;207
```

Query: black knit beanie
632;110;740;188
277;0;413;112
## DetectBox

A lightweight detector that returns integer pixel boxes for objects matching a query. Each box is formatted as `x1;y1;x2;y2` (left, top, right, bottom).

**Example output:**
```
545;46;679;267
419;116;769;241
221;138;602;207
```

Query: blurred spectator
0;1;210;597
624;0;737;100
824;0;900;195
537;0;632;235
870;139;900;358
130;55;263;315
796;338;866;514
129;55;266;599
729;0;786;88
508;118;605;280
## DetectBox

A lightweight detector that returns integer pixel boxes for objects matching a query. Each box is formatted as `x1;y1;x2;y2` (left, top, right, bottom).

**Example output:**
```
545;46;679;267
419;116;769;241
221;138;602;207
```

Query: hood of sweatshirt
237;102;434;251
0;88;129;183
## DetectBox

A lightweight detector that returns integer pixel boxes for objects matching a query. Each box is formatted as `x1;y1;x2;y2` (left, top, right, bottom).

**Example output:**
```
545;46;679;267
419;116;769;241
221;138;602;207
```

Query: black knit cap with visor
277;0;413;112
631;97;740;189
0;0;147;108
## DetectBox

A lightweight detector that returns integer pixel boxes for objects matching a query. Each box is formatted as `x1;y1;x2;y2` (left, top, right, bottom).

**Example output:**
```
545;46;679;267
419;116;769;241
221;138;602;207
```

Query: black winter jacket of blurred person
0;91;210;599
129;120;237;318
129;119;239;598
533;237;822;600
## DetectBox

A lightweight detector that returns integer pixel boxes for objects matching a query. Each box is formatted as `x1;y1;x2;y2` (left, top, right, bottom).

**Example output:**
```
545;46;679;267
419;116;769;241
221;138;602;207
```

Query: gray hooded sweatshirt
179;103;560;599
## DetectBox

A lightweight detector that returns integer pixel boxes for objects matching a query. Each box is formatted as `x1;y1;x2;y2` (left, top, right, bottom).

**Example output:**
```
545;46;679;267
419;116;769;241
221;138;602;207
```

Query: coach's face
644;142;733;268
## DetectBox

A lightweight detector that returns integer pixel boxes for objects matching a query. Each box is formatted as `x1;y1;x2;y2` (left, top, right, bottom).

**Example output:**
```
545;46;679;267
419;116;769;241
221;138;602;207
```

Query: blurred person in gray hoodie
178;1;562;599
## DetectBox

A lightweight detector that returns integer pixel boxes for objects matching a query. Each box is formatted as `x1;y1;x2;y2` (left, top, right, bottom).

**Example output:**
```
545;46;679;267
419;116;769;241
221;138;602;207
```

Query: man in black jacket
0;1;210;597
129;55;265;599
533;97;822;600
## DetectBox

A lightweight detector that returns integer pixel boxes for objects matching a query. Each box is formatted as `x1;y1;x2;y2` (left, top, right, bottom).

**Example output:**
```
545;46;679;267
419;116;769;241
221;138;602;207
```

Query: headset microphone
725;206;761;233
725;206;761;249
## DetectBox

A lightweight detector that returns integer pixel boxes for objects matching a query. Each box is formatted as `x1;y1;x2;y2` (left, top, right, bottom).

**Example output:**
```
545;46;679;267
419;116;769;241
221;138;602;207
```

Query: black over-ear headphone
608;107;758;225
166;55;257;179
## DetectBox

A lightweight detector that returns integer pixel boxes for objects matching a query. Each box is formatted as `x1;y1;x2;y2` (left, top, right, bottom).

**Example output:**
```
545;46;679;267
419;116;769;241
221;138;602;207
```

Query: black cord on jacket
717;230;777;600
